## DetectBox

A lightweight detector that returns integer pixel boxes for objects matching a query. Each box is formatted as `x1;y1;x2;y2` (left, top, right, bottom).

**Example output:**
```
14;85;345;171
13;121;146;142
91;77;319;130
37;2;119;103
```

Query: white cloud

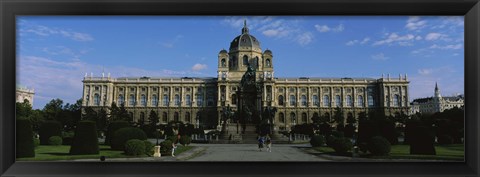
346;40;358;46
20;23;94;42
296;32;314;46
346;37;369;46
371;53;389;60
191;63;207;71
159;35;184;48
372;33;415;46
429;44;463;50
425;32;447;41
314;24;344;33
418;69;433;75
415;36;422;40
409;67;463;100
405;16;427;31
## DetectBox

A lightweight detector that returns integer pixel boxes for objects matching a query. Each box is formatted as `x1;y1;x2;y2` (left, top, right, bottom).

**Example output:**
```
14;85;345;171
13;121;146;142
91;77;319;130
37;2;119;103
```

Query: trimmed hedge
144;140;154;156
179;135;192;146
105;121;130;145
160;140;173;155
437;134;454;145
70;121;99;155
310;135;326;147
39;121;62;145
331;137;353;154
111;127;147;151
124;139;146;156
48;136;63;146
16;119;35;158
34;138;40;148
368;136;391;156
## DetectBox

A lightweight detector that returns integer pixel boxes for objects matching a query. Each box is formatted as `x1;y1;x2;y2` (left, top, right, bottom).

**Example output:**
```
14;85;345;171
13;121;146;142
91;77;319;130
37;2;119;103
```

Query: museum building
82;21;410;131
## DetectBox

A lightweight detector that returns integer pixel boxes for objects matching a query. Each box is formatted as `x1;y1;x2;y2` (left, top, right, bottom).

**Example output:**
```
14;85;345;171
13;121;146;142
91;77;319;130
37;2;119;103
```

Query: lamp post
154;127;162;158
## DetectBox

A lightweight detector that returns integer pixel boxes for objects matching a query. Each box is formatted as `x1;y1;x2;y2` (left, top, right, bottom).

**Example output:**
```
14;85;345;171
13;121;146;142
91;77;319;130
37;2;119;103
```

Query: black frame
1;0;479;176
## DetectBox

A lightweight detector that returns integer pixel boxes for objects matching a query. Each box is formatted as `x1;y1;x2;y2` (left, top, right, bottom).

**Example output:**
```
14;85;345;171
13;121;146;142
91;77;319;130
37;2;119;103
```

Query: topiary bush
124;139;146;156
143;140;154;156
34;138;40;148
62;131;75;145
16;119;35;158
326;135;337;147
310;135;326;147
167;135;178;144
111;127;147;151
160;140;173;155
368;136;391;156
179;135;192;146
48;136;63;146
105;121;130;145
39;121;62;145
437;134;454;145
69;121;99;155
331;137;353;154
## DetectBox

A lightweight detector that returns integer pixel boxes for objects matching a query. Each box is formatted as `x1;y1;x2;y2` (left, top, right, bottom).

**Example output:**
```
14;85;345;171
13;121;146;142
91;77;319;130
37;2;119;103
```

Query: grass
312;144;464;161
17;144;193;161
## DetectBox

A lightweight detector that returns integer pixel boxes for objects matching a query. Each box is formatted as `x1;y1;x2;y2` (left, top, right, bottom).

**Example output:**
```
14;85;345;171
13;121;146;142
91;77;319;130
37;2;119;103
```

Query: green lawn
17;144;193;161
313;144;464;161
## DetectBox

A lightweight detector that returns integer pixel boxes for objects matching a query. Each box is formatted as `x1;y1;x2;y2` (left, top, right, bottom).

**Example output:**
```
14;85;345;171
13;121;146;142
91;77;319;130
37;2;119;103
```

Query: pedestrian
265;135;272;152
171;141;177;157
258;136;265;151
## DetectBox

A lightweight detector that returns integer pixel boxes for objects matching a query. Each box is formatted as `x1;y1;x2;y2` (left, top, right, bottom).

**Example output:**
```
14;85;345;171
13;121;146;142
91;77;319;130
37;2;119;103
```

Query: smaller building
410;82;463;114
16;85;35;106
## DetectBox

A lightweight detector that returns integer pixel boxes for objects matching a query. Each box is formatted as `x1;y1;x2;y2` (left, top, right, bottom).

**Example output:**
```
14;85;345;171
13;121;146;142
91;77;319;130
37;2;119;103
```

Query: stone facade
82;21;410;130
16;85;35;106
410;82;464;114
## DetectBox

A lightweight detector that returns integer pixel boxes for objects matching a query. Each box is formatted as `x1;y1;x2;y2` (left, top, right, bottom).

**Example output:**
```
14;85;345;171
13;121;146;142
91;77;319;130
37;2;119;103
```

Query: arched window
197;94;204;106
152;95;158;106
368;95;374;107
162;112;168;123
290;95;296;106
141;94;147;106
279;112;285;123
290;112;296;124
301;95;307;106
393;94;400;107
346;95;352;107
266;59;271;67
118;94;125;106
232;94;237;105
186;95;191;106
221;58;226;67
232;56;237;68
163;94;169;106
185;112;191;123
174;94;180;106
94;94;100;106
335;95;341;107
129;94;135;106
302;112;307;123
323;95;330;107
278;95;284;106
243;55;248;65
312;95;319;106
174;112;179;122
357;95;364;107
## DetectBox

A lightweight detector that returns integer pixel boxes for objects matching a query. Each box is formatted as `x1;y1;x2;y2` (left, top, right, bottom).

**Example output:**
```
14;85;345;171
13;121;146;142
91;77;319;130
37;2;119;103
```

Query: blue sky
17;16;464;109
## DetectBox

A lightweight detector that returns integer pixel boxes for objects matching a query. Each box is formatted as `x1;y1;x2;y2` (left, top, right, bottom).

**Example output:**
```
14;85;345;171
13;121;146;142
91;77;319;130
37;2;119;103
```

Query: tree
148;110;159;127
63;99;82;131
16;99;33;119
43;98;64;121
97;108;108;132
332;107;345;129
118;103;131;122
82;107;98;121
109;102;120;121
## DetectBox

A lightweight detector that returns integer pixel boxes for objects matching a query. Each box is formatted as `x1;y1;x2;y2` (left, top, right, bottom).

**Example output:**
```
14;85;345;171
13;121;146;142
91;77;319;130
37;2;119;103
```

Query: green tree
16;99;33;119
118;103;131;122
43;98;64;121
82;107;98;121
109;102;120;121
97;108;108;132
62;99;82;131
148;110;159;127
332;107;344;127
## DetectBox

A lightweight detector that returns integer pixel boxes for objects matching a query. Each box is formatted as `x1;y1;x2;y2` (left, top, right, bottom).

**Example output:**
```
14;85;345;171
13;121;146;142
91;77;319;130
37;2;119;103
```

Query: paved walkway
186;143;329;161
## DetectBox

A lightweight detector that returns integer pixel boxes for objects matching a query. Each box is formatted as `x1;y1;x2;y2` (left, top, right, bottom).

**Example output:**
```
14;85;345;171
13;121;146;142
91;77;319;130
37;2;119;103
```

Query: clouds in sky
192;63;208;71
314;24;344;33
20;21;94;42
371;53;389;61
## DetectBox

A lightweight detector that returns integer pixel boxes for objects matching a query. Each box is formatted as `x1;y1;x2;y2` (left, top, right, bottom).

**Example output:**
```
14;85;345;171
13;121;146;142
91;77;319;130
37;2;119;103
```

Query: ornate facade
16;85;35;105
82;21;410;131
410;82;464;114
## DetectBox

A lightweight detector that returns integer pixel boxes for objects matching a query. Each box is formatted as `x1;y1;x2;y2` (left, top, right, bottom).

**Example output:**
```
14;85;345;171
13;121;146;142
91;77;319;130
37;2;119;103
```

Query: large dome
229;21;261;51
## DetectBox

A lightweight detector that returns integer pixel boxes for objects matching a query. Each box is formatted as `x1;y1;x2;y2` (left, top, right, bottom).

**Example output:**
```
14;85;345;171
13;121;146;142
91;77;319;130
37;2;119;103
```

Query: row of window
110;94;214;107
137;111;195;123
222;56;272;68
276;95;375;107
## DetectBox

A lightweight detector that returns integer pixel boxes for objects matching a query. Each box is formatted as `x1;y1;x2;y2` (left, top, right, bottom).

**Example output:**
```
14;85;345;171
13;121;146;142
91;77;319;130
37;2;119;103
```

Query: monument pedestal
154;145;161;157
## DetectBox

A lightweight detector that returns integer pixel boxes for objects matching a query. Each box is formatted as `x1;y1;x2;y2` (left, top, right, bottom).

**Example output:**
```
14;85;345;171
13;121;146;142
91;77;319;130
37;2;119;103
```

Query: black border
1;0;479;176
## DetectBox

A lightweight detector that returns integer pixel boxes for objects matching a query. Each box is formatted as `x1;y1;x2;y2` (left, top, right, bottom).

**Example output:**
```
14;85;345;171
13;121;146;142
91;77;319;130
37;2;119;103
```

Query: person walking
171;142;177;157
258;136;265;151
265;135;272;152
